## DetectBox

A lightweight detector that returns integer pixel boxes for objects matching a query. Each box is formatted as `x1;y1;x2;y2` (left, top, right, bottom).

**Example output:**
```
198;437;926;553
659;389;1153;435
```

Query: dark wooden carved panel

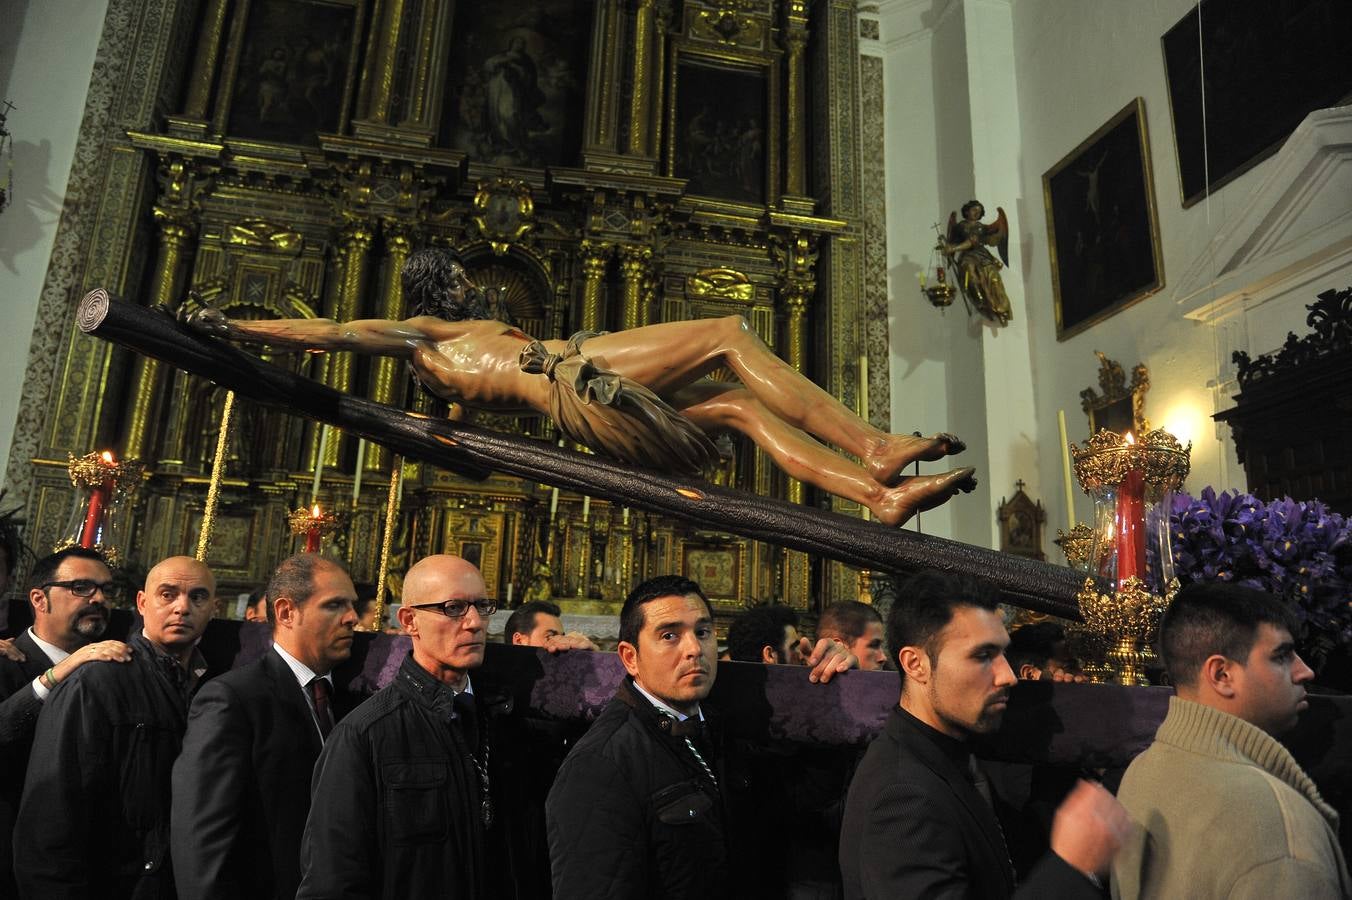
1215;287;1352;514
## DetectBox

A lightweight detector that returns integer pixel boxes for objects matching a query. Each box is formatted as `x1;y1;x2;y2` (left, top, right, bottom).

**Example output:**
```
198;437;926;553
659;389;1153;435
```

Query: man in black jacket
546;575;726;900
297;554;501;899
170;553;359;900
0;547;131;897
15;555;216;900
838;570;1129;899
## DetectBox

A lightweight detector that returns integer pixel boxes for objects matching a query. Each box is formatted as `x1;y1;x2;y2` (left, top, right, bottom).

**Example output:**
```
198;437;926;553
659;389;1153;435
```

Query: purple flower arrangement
1170;488;1352;651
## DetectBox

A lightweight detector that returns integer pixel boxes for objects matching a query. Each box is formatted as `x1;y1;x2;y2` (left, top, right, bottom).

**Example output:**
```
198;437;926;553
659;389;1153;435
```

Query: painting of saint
673;61;768;205
442;0;592;168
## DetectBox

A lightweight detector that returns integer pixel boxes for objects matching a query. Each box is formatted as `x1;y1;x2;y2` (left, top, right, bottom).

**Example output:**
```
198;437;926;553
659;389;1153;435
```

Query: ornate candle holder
59;451;144;565
1070;429;1191;685
288;504;340;553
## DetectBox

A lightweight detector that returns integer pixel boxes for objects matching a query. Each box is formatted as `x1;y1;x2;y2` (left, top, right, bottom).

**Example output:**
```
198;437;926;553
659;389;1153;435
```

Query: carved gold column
618;245;651;331
783;2;811;198
626;0;656;156
123;201;196;461
366;221;413;471
183;0;229;120
579;240;612;333
364;0;408;123
325;218;374;466
781;286;811;505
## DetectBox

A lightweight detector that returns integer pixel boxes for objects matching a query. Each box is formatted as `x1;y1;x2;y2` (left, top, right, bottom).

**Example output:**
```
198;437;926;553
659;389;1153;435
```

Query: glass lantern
59;451;143;568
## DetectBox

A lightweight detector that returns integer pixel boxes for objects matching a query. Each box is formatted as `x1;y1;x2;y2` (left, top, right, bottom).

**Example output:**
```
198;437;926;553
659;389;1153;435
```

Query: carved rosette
472;177;535;255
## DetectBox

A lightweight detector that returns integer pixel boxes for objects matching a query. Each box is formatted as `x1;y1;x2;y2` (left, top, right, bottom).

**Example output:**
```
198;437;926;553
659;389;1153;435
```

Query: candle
549;487;559;518
1057;410;1076;530
311;425;331;505
582;495;590;522
305;504;322;553
352;438;367;504
80;451;116;549
622;506;630;525
505;583;513;607
1115;436;1146;587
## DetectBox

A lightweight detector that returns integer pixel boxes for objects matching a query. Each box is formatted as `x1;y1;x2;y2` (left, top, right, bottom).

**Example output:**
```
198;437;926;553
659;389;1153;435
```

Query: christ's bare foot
870;467;978;527
866;432;967;486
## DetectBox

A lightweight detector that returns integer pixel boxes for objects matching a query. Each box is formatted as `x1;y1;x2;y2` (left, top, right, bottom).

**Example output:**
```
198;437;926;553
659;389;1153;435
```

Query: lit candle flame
311;503;321;518
1124;432;1136;445
100;451;115;464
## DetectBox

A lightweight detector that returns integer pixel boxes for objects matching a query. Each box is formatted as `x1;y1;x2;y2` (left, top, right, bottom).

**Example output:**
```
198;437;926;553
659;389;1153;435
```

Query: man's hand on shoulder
1050;779;1132;880
802;637;857;684
49;640;134;686
541;632;599;654
0;638;25;662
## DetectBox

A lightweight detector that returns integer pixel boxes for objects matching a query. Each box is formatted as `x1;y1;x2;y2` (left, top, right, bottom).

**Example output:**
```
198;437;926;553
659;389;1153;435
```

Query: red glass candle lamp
60;451;143;566
1069;428;1191;685
288;504;338;553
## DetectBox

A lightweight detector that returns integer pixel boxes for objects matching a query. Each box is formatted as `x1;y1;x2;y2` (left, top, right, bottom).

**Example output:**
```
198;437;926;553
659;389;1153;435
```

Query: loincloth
519;331;717;474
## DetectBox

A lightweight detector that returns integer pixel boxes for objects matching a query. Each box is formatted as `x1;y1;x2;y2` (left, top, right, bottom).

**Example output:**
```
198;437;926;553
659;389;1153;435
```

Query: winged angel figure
941;200;1012;325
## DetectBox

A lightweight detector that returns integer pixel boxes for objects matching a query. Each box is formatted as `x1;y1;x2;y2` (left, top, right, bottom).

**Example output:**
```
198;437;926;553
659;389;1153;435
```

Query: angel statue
940;200;1012;325
183;247;977;527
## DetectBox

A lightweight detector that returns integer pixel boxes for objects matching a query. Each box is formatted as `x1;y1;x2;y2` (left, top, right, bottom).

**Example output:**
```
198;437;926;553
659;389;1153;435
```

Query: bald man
298;554;500;900
16;556;216;900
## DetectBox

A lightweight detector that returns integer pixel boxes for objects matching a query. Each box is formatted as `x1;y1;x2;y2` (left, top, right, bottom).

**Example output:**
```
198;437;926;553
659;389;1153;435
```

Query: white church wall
0;0;109;489
880;0;1346;554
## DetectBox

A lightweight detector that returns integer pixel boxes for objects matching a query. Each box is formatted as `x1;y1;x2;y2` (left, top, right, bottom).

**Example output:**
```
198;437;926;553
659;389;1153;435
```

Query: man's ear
760;645;778;665
1198;654;1237;699
618;640;640;677
396;605;416;636
510;632;529;646
272;596;296;628
897;645;930;684
135;590;148;617
1018;663;1042;681
29;588;46;615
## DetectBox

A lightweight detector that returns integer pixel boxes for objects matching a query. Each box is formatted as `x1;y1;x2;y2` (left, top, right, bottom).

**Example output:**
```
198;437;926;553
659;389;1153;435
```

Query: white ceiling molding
1176;104;1352;323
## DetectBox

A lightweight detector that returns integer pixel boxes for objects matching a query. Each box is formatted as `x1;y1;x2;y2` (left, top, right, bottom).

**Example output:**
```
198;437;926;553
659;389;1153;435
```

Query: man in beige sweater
1112;582;1351;899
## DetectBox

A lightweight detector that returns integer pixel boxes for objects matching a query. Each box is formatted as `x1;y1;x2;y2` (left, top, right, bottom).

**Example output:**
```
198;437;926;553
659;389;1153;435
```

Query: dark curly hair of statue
401;247;498;322
960;200;984;218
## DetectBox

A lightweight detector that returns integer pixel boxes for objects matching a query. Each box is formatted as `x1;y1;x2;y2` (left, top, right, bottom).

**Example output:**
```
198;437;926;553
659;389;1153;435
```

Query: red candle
305;527;321;553
80;483;109;548
1116;467;1146;586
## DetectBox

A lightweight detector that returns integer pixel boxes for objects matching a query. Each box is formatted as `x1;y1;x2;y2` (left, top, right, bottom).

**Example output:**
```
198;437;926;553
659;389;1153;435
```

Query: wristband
42;667;57;690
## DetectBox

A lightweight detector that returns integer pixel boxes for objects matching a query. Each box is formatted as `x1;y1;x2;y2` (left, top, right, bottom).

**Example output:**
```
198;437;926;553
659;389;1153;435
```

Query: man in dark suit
0;547;132;897
838;570;1130;899
170;553;359;900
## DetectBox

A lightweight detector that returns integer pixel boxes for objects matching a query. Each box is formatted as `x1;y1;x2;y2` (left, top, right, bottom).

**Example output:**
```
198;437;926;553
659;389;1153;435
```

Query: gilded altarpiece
6;0;875;622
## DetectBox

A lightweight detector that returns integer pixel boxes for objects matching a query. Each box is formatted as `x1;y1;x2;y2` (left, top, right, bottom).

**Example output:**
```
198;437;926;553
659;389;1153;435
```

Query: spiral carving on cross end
78;289;110;332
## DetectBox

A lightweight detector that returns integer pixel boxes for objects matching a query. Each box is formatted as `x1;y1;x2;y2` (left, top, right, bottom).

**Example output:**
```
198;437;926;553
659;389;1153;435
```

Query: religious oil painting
1162;0;1352;208
672;59;769;206
1043;98;1164;341
441;0;592;168
225;0;359;146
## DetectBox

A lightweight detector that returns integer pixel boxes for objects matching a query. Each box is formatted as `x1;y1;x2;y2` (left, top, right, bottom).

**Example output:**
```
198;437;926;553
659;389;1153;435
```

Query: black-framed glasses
42;579;120;600
406;598;497;619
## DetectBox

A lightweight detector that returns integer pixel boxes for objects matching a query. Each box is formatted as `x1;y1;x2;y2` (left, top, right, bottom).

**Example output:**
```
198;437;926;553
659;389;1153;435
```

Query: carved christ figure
186;248;976;527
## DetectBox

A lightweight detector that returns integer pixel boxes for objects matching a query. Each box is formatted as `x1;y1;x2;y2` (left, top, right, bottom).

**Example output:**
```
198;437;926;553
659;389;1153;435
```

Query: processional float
77;288;1085;619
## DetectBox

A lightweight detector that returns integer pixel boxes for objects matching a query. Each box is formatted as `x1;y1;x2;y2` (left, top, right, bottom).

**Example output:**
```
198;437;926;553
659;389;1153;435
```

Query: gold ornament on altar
57;451;144;566
288;504;340;554
1068;428;1191;686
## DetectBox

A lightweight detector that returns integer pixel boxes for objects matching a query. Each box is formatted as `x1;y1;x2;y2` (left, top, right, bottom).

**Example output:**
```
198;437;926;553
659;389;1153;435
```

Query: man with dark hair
298;554;503;899
1112;582;1350;898
1006;621;1085;682
818;600;887;671
171;554;358;900
839;569;1128;899
0;547;131;896
547;575;727;898
17;555;216;899
243;587;269;623
504;599;598;652
726;604;805;664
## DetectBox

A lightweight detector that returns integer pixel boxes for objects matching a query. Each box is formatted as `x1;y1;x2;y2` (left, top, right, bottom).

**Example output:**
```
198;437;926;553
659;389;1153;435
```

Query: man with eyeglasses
172;554;359;900
0;547;132;897
298;554;502;900
16;555;216;900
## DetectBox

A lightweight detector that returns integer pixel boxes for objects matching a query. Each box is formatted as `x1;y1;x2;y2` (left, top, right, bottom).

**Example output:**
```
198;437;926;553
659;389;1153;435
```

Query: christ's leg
673;383;975;527
583;315;964;485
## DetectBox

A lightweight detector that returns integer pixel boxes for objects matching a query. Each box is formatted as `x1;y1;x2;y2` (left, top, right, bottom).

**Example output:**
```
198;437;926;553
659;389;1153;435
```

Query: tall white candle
1058;410;1076;530
505;583;513;606
582;495;591;522
352;438;367;503
549;487;559;517
310;425;331;505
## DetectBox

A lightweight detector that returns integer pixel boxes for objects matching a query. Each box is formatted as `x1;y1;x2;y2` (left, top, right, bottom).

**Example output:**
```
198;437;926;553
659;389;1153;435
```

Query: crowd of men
0;540;1346;899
